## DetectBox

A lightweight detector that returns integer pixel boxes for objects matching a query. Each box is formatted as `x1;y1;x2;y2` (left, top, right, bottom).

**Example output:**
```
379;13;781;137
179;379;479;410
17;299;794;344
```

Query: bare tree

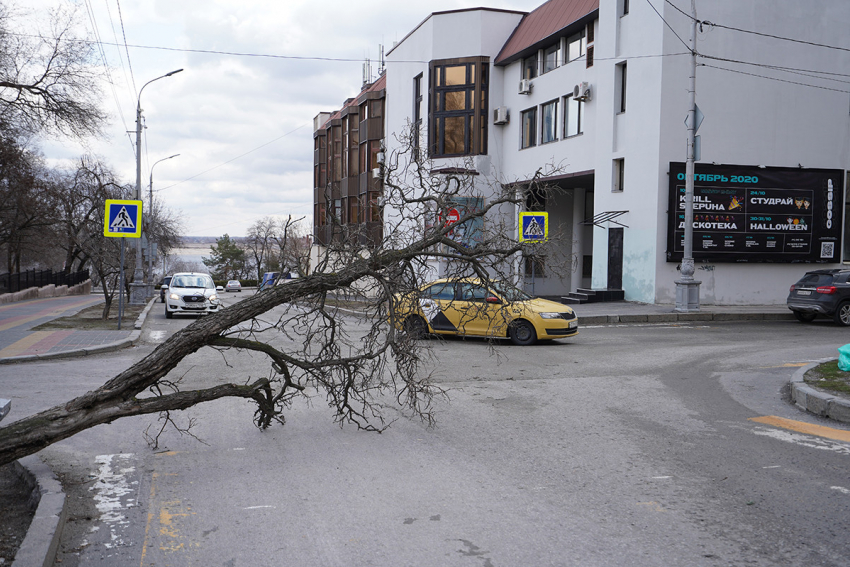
0;2;105;138
273;215;311;277
0;135;572;467
245;216;278;280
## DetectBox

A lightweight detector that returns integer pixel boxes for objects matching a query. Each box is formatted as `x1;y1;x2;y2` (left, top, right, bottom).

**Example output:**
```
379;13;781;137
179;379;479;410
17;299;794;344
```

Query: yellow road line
749;416;850;443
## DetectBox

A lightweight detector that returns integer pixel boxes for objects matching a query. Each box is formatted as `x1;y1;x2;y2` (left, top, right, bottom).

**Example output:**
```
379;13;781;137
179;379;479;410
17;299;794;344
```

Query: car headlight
539;312;565;319
169;293;180;300
209;294;218;302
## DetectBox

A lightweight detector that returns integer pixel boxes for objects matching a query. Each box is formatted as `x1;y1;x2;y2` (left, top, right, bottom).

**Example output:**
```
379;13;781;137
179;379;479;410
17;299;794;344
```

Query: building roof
495;0;599;65
316;74;387;132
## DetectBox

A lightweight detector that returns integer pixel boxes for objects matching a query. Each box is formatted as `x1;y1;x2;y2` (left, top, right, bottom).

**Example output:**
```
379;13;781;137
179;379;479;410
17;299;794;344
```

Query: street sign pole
118;238;124;330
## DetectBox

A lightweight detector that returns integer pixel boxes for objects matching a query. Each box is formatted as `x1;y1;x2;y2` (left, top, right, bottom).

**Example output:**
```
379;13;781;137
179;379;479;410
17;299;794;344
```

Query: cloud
28;0;530;236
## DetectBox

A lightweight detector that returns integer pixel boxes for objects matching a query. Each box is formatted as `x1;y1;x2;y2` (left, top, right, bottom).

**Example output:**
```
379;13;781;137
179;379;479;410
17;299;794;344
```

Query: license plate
184;305;204;309
797;290;811;296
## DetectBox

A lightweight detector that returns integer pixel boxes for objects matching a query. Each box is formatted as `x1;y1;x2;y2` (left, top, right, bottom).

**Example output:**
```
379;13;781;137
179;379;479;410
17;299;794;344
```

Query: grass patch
31;302;147;331
804;360;850;396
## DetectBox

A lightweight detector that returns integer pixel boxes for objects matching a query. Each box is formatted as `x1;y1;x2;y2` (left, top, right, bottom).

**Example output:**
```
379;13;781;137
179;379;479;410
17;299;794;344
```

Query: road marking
832;486;850;495
244;505;276;510
749;416;850;443
90;454;137;550
149;330;167;343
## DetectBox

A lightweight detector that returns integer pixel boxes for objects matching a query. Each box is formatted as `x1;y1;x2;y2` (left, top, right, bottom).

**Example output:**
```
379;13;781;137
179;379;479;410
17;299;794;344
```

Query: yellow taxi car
392;278;578;345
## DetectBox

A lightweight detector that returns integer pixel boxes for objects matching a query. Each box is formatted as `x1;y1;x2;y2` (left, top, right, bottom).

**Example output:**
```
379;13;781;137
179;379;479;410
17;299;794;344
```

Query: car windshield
490;281;532;302
173;275;214;289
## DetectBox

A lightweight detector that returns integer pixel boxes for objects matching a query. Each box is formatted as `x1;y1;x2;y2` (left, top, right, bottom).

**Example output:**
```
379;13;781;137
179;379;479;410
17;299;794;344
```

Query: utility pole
675;0;701;312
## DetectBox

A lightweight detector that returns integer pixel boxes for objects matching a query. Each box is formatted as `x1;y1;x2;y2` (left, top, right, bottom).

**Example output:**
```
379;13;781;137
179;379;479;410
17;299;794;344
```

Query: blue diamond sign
519;212;548;243
104;199;143;238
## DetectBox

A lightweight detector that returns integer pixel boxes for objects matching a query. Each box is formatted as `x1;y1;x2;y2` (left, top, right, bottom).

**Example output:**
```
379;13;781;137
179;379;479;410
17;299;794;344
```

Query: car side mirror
486;296;502;304
161;284;168;290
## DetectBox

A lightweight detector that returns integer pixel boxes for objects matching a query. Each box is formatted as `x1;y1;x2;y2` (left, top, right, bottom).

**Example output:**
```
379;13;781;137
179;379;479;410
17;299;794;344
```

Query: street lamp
148;153;180;284
130;68;183;305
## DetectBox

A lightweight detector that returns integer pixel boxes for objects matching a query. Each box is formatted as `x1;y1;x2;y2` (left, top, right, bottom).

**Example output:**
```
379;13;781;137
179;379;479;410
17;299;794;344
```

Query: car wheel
833;301;850;326
403;315;428;339
793;311;816;323
508;319;537;346
165;307;173;319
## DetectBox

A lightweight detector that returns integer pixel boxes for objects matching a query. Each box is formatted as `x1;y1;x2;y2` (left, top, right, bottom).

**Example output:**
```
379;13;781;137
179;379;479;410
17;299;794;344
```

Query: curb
0;297;157;365
577;311;796;325
789;362;850;424
12;456;66;567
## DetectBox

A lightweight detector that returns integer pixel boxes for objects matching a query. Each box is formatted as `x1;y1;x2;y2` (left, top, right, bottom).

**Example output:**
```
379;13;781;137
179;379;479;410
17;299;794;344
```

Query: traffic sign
104;199;143;238
519;212;548;242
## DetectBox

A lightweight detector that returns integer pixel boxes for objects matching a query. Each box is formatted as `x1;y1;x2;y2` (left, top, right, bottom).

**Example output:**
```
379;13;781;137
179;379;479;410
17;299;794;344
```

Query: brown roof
495;0;598;65
319;74;387;131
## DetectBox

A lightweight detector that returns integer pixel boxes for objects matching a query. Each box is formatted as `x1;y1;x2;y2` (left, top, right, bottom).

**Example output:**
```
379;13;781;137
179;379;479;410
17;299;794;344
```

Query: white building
317;0;850;305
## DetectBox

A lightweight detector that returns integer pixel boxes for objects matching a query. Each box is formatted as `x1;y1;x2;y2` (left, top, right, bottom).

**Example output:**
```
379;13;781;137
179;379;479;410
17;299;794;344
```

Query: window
613;158;625;192
541;100;558;144
413;73;423;160
543;44;560;73
563;95;583;137
430;58;489;157
567;30;586;62
524;255;545;277
522;54;538;80
621;0;629;16
521;107;537;149
616;62;627;113
424;282;455;300
349;198;359;225
458;282;489;302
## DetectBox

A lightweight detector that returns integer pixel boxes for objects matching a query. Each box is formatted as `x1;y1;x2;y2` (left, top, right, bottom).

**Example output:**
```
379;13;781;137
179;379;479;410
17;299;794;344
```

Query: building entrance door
607;228;623;290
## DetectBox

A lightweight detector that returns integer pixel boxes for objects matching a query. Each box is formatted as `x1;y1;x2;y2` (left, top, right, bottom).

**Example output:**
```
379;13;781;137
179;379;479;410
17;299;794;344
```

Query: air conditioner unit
518;79;532;95
493;106;509;125
573;81;592;101
372;167;382;179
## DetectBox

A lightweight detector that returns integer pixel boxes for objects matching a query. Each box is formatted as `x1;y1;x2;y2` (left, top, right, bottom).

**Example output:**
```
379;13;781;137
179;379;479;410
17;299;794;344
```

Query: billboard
667;163;844;263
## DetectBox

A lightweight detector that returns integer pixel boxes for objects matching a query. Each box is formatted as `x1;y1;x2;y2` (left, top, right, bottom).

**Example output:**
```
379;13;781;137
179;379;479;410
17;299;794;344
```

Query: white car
164;272;221;319
225;280;242;292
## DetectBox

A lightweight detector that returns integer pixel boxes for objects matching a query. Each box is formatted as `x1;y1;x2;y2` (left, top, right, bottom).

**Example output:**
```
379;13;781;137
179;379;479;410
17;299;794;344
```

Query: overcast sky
19;0;533;237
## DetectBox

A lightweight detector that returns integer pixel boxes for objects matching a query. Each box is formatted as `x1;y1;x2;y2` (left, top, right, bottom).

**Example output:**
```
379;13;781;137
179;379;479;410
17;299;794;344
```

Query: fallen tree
0;140;575;467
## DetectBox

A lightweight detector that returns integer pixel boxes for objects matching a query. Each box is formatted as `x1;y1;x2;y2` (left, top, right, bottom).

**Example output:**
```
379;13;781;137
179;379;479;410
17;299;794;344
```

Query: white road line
831;486;850;495
751;427;850;456
90;454;137;549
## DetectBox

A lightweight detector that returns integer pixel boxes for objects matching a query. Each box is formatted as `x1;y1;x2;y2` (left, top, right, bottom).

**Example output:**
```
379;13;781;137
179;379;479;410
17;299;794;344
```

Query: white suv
164;272;221;319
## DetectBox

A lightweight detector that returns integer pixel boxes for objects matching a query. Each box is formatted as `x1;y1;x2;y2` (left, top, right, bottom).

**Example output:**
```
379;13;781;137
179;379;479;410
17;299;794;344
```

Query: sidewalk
0;295;153;364
568;300;795;324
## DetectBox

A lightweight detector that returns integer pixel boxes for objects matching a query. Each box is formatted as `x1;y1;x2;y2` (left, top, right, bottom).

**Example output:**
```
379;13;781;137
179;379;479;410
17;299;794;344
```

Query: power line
156;123;310;193
664;0;850;53
701;63;850;94
643;0;690;51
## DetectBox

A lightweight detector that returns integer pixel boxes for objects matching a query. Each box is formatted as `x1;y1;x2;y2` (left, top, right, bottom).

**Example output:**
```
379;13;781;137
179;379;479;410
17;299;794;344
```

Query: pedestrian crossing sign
104;199;143;238
519;212;548;242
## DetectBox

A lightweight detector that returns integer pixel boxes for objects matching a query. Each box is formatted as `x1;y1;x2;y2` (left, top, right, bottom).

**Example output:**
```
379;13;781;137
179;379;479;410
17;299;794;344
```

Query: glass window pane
542;101;557;143
521;109;537;149
565;96;581;137
445;65;466;86
444;116;466;154
544;45;559;73
445;91;466;111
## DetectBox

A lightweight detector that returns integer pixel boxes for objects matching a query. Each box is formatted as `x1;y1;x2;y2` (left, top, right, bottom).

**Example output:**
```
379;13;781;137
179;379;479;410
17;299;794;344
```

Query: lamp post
148;153;180;284
674;1;701;312
130;69;183;305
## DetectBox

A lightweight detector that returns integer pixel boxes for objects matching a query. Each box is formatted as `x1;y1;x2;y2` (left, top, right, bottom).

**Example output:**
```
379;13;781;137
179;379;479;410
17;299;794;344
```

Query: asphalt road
4;292;850;566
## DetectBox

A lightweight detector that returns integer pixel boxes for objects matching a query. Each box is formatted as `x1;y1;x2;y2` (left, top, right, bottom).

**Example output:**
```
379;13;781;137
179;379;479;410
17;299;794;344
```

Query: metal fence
0;269;90;295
